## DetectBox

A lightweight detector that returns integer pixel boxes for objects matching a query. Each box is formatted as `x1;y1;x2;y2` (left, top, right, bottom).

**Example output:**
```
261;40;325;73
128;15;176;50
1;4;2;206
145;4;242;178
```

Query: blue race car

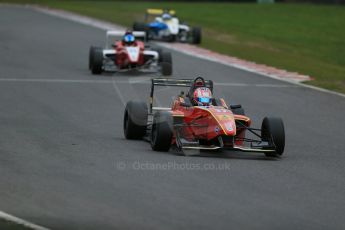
133;9;202;44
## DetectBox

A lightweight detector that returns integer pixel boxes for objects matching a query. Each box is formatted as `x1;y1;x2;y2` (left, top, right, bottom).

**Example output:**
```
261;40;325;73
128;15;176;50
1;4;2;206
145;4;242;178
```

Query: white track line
0;211;51;230
0;78;299;88
31;5;310;83
3;4;345;98
32;4;124;31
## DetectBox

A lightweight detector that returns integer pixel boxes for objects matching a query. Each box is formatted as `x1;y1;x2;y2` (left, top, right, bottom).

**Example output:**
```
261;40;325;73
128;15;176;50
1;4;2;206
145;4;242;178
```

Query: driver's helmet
123;31;136;45
162;13;172;20
193;87;212;106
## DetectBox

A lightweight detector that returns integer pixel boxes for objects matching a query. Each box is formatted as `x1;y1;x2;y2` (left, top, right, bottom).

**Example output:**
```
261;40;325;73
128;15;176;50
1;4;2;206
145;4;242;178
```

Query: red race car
89;30;172;76
123;77;285;157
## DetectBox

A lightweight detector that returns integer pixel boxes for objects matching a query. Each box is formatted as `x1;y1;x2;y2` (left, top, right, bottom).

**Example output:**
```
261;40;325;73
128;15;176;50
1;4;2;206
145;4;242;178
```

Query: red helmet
193;87;212;106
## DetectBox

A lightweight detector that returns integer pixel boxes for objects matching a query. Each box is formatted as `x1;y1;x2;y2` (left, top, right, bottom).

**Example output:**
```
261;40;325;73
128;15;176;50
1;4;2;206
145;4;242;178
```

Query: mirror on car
230;104;242;109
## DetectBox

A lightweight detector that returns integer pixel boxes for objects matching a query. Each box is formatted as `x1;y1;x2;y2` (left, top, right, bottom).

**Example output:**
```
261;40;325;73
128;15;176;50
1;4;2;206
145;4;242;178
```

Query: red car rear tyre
123;101;148;140
151;111;173;151
161;52;172;76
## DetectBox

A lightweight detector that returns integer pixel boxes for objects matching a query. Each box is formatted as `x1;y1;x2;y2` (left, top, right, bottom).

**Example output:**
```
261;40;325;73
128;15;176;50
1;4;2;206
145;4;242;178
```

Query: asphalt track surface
1;5;345;230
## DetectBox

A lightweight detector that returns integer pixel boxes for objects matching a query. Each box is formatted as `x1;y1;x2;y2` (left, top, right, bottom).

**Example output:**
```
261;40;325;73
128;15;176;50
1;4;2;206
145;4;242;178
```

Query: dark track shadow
116;137;280;161
169;149;279;161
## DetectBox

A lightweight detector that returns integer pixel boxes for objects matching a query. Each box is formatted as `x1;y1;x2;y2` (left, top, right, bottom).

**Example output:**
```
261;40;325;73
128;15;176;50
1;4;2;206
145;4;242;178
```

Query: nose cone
222;120;236;136
210;108;237;136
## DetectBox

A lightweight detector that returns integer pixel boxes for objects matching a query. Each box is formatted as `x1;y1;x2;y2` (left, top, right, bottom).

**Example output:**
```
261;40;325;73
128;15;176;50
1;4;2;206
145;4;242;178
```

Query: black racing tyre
161;52;172;76
89;46;102;70
168;35;176;42
191;27;202;44
133;22;147;31
123;101;148;140
151;111;173;152
261;117;285;157
89;46;94;70
91;48;103;75
152;47;163;62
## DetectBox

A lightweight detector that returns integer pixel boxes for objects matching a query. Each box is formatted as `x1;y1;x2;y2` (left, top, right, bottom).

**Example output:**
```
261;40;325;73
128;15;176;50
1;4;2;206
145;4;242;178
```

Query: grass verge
2;0;345;93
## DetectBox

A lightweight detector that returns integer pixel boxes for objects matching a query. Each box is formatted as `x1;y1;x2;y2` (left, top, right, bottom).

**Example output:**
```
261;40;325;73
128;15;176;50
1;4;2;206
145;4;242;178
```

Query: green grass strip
2;0;345;93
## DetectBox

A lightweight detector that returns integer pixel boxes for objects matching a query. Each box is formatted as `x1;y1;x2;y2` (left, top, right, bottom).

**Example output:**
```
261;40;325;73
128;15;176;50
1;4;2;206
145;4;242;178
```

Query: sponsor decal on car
225;122;233;131
217;115;229;120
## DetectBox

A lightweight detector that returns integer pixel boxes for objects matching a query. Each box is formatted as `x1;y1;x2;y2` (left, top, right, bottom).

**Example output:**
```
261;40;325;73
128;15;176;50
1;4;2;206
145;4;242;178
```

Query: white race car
133;9;202;44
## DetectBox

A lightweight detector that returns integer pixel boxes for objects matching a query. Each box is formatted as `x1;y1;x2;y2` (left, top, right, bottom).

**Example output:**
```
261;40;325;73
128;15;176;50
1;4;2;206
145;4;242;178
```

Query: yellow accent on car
197;107;233;135
146;9;176;16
